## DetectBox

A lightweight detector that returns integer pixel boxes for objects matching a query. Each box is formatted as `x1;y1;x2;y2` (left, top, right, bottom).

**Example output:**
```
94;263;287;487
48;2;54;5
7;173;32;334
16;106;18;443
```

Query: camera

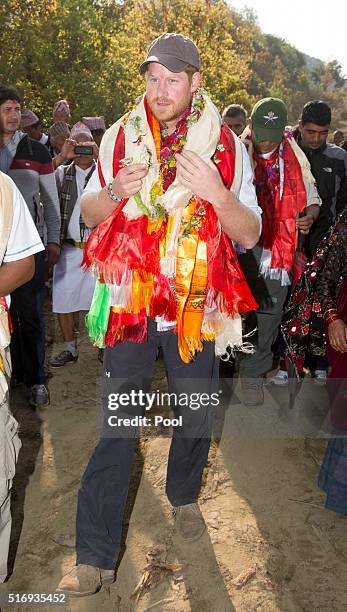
74;145;93;155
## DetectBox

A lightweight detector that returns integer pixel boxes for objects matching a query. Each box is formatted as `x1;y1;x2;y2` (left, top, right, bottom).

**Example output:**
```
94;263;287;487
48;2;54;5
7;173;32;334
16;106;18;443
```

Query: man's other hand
175;150;224;204
60;138;77;160
296;211;316;235
328;319;347;353
45;243;60;267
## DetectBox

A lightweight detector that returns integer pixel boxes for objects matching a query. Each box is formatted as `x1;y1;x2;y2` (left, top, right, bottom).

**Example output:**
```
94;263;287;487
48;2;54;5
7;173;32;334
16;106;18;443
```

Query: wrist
106;181;122;203
213;184;235;209
54;153;64;168
306;206;318;221
324;309;340;326
327;317;342;328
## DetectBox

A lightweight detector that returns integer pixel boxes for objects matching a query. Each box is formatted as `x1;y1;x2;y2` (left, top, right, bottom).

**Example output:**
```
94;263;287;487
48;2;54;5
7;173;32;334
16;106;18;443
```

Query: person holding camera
49;123;98;367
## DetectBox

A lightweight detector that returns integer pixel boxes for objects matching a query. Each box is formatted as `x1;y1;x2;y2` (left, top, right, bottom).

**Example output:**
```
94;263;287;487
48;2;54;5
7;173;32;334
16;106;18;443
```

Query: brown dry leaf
131;569;151;601
170;579;180;592
233;564;257;587
131;548;183;602
156;562;183;572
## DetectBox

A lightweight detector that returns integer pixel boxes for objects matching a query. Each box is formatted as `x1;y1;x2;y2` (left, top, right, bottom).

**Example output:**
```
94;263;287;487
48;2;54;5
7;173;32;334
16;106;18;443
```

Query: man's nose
157;80;168;98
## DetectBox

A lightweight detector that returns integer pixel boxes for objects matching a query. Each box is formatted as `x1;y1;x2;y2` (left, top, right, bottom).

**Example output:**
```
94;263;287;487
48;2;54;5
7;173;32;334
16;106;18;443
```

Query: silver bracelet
107;181;122;202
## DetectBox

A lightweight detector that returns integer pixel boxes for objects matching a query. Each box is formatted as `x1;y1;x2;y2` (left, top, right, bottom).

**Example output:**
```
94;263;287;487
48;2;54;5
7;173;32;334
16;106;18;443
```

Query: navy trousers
10;251;47;386
76;320;219;569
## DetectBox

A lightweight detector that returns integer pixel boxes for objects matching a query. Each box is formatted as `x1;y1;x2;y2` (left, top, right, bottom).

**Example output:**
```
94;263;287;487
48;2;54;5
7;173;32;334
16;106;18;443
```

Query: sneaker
313;369;327;385
241;379;264;406
56;564;115;597
173;502;206;541
28;384;50;408
49;350;78;368
269;369;288;386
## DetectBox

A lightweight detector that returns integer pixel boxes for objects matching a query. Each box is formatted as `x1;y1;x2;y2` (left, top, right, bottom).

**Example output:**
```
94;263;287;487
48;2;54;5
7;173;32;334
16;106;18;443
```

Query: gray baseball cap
139;33;200;75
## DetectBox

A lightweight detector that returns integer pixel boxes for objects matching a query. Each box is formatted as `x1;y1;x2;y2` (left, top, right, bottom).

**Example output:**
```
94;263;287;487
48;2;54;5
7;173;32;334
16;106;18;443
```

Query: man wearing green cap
239;97;321;405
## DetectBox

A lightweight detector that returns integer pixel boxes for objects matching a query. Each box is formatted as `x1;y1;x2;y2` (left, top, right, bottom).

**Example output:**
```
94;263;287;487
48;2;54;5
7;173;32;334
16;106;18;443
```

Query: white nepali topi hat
21;109;40;128
53;99;70;116
70;121;93;140
48;121;71;139
82;116;106;131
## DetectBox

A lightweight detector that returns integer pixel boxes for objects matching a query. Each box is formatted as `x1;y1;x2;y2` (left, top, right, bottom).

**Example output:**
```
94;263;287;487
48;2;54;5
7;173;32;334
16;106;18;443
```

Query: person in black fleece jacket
294;100;347;259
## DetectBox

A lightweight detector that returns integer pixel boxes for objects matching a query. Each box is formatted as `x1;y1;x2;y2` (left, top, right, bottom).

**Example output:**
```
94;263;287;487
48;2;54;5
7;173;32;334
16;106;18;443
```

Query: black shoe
28;384;50;407
49;350;78;368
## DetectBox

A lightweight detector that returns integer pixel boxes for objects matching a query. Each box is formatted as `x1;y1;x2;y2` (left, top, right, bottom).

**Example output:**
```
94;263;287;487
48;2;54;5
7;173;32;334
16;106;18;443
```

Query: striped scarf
58;162;95;244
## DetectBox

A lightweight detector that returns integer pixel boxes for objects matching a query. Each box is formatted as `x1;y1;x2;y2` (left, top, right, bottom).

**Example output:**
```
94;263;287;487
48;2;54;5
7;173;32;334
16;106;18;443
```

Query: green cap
250;97;288;144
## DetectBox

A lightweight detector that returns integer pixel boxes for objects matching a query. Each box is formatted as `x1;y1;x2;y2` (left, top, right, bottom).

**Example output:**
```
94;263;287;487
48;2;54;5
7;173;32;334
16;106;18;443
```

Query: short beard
0;124;18;135
148;96;192;126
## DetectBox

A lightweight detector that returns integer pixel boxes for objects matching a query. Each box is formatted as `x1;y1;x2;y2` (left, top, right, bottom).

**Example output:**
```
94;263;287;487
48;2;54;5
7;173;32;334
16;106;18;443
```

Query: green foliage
0;0;345;129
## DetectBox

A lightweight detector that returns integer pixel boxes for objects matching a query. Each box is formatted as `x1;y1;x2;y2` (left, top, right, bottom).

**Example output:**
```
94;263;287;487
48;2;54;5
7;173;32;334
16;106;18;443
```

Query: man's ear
191;72;201;93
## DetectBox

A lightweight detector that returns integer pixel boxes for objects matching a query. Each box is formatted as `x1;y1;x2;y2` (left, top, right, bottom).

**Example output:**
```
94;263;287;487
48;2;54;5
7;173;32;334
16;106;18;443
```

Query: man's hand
296;204;320;235
328;319;347;353
111;164;148;199
175;151;225;204
45;243;60;267
60;138;77;160
53;138;77;169
175;150;260;249
296;212;315;235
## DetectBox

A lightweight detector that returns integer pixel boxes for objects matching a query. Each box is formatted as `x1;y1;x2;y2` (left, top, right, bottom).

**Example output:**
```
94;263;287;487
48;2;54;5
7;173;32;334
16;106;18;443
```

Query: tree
0;0;345;128
323;60;346;92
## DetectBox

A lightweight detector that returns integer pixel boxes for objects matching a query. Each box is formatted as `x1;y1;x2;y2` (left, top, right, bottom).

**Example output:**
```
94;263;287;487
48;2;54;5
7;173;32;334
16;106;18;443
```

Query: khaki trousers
0;346;21;582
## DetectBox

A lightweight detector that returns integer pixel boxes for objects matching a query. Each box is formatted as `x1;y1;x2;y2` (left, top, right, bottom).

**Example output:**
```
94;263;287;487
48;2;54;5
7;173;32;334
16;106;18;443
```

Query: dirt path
1;321;346;612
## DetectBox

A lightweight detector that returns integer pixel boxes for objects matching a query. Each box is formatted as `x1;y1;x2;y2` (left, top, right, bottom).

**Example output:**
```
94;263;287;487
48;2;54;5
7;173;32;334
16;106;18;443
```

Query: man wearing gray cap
57;32;261;596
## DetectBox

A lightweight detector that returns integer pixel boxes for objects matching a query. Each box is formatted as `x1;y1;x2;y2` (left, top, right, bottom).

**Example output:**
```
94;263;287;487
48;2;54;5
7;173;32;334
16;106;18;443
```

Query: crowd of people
0;31;346;596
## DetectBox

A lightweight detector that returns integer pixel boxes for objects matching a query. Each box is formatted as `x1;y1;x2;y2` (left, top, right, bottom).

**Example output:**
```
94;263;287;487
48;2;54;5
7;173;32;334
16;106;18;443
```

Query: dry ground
0;317;346;612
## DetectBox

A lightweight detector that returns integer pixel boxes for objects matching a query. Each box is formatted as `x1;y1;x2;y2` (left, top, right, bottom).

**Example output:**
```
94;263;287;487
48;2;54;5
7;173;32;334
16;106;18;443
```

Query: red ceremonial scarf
253;138;307;273
83;98;258;354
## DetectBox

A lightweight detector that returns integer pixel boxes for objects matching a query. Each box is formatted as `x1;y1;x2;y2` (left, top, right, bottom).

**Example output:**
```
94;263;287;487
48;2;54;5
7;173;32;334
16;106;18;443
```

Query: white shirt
39;133;49;146
2;175;44;307
4;175;44;263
